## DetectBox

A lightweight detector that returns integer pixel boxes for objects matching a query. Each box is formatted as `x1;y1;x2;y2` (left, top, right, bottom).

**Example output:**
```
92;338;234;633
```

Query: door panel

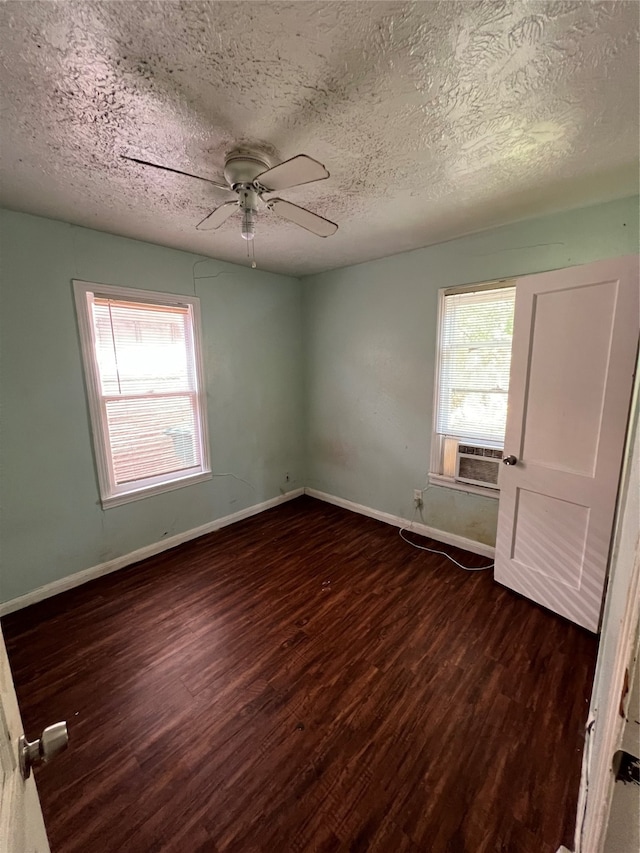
495;256;639;632
522;280;618;476
511;490;589;588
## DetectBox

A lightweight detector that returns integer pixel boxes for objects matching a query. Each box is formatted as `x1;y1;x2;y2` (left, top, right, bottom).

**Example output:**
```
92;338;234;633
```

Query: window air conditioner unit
455;443;503;489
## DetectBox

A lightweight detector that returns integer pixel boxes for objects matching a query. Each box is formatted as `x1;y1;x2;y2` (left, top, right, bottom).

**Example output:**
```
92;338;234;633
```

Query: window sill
101;471;212;509
428;474;500;500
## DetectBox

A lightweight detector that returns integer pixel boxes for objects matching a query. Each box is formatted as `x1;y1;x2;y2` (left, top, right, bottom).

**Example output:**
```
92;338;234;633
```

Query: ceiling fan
123;148;338;241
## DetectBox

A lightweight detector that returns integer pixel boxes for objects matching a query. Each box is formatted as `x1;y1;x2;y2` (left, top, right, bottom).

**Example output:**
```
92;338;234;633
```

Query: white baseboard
0;489;304;617
304;488;495;559
1;485;493;617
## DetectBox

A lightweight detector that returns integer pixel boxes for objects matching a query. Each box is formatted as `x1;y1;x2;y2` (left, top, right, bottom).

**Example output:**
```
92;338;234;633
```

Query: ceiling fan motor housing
223;151;272;188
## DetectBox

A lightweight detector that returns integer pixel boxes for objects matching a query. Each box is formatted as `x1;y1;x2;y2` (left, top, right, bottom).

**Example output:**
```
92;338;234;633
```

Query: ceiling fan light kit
124;147;338;246
241;207;256;242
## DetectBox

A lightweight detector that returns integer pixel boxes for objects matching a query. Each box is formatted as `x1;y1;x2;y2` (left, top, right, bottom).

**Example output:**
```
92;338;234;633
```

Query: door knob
19;722;69;779
503;455;518;466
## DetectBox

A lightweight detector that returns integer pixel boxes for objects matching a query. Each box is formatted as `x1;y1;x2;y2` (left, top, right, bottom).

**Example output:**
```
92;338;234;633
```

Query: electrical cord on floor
399;495;494;572
399;527;494;571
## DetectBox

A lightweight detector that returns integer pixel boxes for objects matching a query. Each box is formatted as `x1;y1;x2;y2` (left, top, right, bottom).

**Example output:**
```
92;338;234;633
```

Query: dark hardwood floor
3;496;597;853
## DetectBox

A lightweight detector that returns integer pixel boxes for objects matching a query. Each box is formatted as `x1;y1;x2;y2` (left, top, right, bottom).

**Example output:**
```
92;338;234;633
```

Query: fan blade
254;155;329;192
269;199;338;238
196;201;238;231
122;156;232;191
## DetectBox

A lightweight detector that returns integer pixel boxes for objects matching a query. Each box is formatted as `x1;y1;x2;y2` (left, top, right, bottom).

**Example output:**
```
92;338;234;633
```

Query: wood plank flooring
2;496;597;853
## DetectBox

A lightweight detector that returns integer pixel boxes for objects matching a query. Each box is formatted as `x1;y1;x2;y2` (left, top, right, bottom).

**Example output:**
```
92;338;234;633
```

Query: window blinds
91;297;202;485
436;286;515;444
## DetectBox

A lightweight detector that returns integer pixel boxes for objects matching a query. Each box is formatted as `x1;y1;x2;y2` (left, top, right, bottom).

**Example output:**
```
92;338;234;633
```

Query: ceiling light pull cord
399;502;494;571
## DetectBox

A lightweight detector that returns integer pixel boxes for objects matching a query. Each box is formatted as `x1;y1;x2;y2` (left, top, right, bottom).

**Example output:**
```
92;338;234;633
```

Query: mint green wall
0;210;304;603
303;196;639;546
2;198;638;604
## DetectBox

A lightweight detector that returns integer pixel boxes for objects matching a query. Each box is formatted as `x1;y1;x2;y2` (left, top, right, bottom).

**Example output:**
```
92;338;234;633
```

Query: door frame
573;357;639;852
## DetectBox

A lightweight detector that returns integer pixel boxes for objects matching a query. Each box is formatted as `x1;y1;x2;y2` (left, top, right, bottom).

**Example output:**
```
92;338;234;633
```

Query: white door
495;255;639;632
0;626;50;853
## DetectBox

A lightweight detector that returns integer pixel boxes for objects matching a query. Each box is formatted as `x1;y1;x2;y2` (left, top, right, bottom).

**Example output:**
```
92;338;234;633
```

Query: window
430;282;515;491
74;281;211;507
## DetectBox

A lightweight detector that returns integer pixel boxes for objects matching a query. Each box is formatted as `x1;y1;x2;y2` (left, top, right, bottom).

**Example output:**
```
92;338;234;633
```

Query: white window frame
73;280;211;508
429;278;515;498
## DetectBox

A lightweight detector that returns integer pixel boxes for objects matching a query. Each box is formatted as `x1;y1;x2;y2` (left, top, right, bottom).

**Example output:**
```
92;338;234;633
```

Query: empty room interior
1;3;639;853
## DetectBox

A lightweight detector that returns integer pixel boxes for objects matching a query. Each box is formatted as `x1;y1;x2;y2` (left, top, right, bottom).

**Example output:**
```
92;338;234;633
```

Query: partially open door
495;255;639;632
0;626;50;853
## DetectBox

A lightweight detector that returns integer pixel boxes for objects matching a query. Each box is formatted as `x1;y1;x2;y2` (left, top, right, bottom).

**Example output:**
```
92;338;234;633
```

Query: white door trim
574;366;640;853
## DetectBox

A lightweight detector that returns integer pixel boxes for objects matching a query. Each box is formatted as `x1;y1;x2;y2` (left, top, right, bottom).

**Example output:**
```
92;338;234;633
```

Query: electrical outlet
413;489;423;506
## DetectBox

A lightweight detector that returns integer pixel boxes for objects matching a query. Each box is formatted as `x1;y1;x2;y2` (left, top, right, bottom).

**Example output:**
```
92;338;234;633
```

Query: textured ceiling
0;1;638;277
